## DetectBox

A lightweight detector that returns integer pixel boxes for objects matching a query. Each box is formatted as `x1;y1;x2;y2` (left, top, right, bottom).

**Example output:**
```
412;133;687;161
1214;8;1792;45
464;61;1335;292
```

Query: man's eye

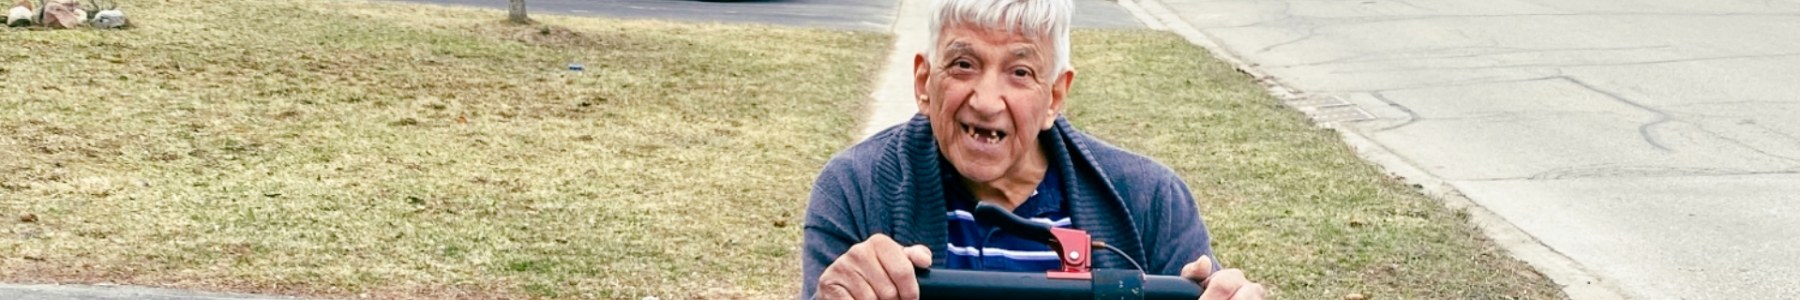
955;60;974;69
1013;68;1032;78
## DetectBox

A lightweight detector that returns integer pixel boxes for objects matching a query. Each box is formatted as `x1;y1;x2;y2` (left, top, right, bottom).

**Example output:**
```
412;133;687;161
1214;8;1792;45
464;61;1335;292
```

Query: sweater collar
887;114;1146;269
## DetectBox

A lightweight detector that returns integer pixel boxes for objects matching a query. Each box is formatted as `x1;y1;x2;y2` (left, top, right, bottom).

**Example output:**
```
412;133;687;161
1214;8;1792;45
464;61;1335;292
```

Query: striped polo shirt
942;159;1072;272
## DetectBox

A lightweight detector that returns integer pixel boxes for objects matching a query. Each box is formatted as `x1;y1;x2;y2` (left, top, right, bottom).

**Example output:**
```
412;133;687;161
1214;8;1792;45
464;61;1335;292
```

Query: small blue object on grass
568;63;585;71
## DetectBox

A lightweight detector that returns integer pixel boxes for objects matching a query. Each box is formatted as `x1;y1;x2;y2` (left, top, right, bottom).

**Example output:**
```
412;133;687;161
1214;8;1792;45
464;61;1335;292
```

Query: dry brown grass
1;0;886;299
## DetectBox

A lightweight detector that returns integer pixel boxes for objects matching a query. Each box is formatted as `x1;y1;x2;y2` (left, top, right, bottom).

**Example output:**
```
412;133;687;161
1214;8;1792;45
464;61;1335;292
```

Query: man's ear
1044;68;1076;130
913;53;932;115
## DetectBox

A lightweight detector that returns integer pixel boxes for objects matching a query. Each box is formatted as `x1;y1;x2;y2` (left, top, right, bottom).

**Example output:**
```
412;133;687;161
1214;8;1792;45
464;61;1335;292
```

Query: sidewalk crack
1562;77;1673;151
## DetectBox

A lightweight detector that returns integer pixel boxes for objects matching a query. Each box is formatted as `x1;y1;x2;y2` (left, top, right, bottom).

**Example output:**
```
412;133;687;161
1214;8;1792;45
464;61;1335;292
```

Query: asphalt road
390;0;1144;31
1158;0;1800;298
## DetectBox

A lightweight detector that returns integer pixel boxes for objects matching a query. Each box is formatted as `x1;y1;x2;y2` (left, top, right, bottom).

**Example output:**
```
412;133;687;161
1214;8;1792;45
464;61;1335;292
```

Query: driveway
1155;0;1800;298
399;0;899;31
391;0;1144;31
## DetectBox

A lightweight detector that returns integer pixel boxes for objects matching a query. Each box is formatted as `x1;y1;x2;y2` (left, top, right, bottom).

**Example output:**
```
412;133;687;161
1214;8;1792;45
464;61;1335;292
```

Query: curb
1327;119;1630;300
1115;0;1631;299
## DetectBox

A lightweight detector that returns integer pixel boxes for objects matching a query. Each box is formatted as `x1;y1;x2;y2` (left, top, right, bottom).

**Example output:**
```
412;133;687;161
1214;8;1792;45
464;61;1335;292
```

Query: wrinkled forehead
936;22;1050;52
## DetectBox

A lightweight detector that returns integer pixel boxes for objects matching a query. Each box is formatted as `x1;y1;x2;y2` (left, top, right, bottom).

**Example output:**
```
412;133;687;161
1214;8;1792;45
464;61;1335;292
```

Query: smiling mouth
961;122;1008;144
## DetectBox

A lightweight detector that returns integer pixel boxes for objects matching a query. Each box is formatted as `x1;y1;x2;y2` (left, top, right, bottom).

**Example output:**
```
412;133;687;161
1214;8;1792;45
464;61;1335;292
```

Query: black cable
1092;241;1144;271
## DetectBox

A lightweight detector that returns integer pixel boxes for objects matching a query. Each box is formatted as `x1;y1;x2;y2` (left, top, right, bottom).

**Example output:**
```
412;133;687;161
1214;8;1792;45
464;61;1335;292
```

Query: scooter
914;203;1205;300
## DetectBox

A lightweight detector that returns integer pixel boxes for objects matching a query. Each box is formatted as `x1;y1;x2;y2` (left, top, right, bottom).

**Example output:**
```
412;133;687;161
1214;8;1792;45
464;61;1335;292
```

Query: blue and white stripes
944;210;1073;267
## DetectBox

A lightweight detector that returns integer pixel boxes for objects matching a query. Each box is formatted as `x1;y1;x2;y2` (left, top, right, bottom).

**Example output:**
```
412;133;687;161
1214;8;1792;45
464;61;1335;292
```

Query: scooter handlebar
916;268;1203;300
912;203;1203;299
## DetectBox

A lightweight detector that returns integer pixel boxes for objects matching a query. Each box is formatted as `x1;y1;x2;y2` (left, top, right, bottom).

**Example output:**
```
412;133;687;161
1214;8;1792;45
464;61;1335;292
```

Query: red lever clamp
1044;227;1094;280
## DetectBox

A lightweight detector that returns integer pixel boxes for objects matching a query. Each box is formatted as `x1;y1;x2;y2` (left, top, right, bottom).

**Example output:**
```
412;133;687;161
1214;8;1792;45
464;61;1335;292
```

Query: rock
1344;293;1368;300
18;213;35;223
41;0;84;29
6;5;29;27
91;9;125;29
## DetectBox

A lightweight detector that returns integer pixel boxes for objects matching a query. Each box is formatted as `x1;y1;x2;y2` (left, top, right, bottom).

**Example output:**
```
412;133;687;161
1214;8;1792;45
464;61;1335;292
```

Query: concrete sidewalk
1130;0;1800;299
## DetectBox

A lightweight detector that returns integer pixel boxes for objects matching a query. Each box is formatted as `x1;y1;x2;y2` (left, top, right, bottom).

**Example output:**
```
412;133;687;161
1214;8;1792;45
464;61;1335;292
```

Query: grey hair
925;0;1074;78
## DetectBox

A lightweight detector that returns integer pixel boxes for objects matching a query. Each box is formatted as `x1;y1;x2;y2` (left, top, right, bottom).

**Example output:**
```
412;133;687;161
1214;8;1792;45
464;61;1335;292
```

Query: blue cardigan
800;114;1216;298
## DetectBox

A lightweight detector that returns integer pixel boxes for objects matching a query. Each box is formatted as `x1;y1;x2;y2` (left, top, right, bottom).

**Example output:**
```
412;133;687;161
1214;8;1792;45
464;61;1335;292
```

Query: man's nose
966;72;1007;116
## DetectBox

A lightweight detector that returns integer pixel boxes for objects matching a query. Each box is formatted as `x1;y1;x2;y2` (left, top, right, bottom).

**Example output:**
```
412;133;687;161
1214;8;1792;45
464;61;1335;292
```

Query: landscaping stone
41;0;84;29
5;0;30;27
91;9;123;28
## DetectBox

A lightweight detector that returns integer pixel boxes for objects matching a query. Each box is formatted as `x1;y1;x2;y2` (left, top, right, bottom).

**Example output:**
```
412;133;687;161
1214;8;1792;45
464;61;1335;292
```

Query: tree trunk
508;0;529;24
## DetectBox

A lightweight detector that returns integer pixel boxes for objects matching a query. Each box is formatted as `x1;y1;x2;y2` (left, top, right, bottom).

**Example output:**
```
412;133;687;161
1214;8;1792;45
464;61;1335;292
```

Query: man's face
914;23;1073;183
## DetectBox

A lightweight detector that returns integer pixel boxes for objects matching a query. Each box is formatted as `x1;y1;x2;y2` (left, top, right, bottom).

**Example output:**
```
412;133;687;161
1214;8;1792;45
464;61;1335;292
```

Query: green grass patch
0;0;886;299
1066;30;1565;299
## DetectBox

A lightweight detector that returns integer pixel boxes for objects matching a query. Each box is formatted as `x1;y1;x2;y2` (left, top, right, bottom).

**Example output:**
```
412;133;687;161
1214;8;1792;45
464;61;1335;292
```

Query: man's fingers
820;284;853;300
859;234;922;300
866;233;897;246
847;268;880;300
904;245;932;268
1207;269;1248;290
1231;283;1267;300
897;245;932;300
843;238;886;300
876;244;920;300
821;254;858;300
1181;255;1265;300
819;234;937;300
1198;269;1248;300
822;262;870;300
1181;255;1215;283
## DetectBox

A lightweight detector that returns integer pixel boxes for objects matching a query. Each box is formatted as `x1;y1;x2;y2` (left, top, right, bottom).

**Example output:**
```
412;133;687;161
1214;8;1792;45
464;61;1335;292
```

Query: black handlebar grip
974;202;1054;243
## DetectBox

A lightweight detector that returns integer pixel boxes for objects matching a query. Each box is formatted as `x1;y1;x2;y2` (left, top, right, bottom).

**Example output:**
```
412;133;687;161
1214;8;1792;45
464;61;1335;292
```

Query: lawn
1;0;1565;299
1;0;886;299
1066;30;1565;299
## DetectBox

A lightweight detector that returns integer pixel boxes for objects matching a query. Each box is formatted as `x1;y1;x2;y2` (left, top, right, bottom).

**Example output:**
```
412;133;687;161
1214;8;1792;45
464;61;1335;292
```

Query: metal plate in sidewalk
1284;95;1374;123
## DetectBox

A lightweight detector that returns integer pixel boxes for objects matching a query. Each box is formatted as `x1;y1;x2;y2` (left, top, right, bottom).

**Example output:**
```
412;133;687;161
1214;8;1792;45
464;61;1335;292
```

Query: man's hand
818;233;933;300
1181;255;1268;300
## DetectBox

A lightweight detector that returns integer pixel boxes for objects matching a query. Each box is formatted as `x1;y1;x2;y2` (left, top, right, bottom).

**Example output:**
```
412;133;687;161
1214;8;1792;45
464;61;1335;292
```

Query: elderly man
802;0;1266;299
